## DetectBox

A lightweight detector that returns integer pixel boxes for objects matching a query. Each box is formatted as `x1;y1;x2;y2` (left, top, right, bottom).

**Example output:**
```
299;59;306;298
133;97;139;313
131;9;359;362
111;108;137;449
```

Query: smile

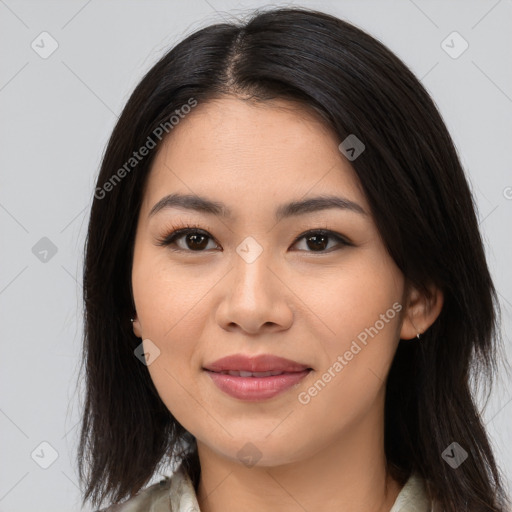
203;353;312;401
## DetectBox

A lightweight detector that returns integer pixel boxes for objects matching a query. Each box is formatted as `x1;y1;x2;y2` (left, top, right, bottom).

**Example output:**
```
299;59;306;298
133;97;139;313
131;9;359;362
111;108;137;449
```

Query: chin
202;434;310;469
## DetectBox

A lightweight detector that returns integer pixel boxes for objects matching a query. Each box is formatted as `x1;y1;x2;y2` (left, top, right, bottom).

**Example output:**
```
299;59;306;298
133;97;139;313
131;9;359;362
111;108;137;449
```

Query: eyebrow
149;193;367;220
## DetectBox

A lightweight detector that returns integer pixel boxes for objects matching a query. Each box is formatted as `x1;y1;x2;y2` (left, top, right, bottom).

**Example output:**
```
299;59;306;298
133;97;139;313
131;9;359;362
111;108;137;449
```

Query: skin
131;96;443;512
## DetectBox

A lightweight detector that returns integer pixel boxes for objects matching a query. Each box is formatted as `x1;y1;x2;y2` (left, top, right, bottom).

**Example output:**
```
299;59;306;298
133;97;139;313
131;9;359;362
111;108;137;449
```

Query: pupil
307;234;328;251
187;233;208;250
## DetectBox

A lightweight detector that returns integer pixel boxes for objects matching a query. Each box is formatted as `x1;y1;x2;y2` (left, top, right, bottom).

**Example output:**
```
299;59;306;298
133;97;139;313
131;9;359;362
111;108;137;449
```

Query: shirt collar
169;463;431;512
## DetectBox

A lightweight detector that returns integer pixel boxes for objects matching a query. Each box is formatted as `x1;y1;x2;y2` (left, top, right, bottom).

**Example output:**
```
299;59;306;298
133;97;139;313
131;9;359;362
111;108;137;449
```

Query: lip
203;354;312;401
204;354;310;373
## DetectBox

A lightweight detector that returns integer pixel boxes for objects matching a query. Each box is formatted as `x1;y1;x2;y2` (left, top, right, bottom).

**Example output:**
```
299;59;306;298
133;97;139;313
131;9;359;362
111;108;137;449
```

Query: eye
291;229;351;253
156;225;220;252
156;225;352;253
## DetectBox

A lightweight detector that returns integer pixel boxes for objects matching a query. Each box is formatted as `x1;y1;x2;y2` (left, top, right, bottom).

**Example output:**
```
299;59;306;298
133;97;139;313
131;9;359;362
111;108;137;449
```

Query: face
131;96;411;467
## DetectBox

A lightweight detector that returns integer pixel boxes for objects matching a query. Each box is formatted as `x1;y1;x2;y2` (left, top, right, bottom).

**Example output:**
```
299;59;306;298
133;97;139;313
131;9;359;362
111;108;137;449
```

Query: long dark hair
78;7;510;511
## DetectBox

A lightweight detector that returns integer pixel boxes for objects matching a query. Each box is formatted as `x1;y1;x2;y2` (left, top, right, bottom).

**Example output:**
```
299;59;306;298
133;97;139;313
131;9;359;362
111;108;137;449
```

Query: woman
78;7;510;511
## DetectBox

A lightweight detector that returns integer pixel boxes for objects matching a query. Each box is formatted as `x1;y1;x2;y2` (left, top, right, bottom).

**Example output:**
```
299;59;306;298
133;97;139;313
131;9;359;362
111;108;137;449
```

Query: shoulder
389;471;433;512
95;464;199;512
96;476;172;512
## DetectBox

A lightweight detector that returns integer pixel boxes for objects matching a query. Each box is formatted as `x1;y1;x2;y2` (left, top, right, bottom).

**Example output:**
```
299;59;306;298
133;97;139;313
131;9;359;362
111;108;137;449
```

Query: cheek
133;278;208;433
131;246;217;419
300;251;403;348
132;264;206;363
295;254;403;411
132;243;217;337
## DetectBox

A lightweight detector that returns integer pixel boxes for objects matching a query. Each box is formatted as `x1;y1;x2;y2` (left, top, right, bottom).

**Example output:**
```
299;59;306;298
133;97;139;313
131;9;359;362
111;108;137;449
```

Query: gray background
1;0;511;510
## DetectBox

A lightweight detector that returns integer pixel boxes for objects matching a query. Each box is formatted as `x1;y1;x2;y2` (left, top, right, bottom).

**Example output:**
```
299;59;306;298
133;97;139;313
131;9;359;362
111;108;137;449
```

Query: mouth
203;354;313;401
203;353;311;373
211;369;298;377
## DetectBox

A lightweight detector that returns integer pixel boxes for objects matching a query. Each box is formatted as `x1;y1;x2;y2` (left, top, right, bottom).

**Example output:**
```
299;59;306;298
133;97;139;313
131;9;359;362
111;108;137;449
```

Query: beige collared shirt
100;463;431;512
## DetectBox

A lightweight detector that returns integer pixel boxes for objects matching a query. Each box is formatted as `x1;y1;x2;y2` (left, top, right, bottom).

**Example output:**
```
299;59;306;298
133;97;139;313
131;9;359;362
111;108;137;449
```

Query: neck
196;397;402;512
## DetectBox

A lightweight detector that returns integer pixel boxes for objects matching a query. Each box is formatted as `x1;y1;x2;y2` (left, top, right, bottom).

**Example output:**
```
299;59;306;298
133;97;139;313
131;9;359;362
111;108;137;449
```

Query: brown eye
157;228;219;252
305;233;329;251
291;230;351;253
157;227;350;253
183;232;210;250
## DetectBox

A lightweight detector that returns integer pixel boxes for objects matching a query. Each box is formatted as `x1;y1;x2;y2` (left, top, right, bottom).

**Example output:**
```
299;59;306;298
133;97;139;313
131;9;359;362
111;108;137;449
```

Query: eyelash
155;222;352;254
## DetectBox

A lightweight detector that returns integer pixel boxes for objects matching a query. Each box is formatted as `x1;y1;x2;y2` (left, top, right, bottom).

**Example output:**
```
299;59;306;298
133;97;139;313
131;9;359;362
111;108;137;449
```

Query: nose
215;246;294;335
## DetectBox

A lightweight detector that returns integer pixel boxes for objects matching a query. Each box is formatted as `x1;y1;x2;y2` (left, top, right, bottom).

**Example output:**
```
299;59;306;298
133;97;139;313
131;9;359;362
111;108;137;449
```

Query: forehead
141;96;367;214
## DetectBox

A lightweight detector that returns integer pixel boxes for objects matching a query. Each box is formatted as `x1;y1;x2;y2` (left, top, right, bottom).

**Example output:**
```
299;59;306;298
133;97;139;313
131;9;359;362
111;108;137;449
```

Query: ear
132;315;142;338
400;282;443;340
